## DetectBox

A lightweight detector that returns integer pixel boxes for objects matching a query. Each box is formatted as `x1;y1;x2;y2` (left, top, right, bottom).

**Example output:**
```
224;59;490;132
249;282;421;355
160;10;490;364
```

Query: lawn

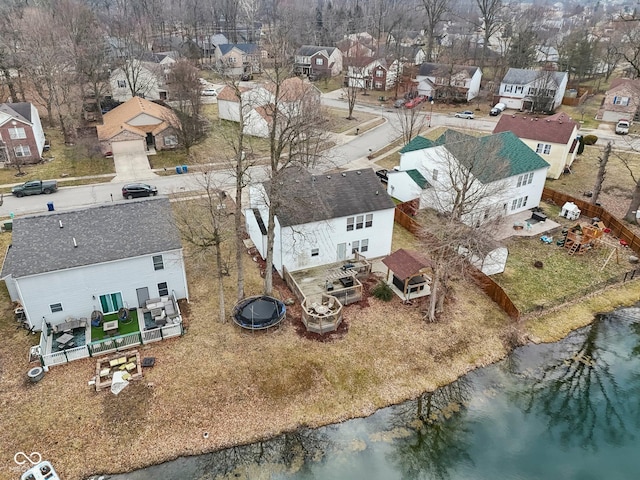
90;310;140;341
324;107;378;133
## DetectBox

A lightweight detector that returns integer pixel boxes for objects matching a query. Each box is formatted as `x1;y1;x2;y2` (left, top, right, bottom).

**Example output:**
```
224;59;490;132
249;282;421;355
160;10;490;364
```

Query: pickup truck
12;179;58;197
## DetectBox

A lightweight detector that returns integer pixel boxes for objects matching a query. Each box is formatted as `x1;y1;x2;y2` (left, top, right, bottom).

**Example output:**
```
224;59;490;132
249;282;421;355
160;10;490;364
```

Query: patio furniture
103;320;118;334
56;333;74;347
52;317;87;334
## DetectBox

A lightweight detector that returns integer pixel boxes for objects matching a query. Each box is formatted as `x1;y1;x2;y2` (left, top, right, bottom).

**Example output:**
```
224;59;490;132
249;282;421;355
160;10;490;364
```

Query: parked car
12;179;58;197
240;73;253;81
394;98;407;108
405;95;427;109
201;88;218;97
615;119;630;135
122;183;158;199
489;102;506;116
455;110;475;119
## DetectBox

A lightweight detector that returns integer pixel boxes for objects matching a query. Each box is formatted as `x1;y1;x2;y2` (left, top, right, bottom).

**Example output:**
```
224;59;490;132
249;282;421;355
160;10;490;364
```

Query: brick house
0;102;46;165
597;78;640;123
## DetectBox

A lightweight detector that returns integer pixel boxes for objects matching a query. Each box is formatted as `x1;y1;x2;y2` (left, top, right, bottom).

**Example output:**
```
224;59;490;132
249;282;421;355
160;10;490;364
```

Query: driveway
111;152;157;183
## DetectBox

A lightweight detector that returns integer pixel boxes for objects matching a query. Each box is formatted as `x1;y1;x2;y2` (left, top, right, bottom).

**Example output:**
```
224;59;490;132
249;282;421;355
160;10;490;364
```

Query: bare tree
396;104;429;146
174;174;232;323
475;0;503;70
422;0;449;63
260;25;327;295
591;141;611;206
166;59;207;155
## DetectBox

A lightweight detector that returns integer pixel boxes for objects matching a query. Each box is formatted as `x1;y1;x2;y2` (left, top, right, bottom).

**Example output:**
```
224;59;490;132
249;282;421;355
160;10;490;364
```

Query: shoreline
90;282;640;479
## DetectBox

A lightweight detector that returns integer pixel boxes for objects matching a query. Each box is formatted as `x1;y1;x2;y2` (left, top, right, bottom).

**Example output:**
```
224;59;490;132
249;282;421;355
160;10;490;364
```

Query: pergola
382;248;433;301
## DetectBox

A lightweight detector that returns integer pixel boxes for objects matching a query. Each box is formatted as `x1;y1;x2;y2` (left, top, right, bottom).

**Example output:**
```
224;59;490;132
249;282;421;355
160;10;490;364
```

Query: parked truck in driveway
12;180;58;197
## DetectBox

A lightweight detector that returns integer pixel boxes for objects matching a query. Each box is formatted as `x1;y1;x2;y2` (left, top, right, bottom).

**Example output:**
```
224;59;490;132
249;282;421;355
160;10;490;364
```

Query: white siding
15;250;188;330
218;99;240;122
386;171;423;202
128;113;163;126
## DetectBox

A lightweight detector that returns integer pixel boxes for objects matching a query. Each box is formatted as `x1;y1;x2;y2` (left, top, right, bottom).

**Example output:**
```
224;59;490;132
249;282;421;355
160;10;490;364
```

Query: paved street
2;89;638;219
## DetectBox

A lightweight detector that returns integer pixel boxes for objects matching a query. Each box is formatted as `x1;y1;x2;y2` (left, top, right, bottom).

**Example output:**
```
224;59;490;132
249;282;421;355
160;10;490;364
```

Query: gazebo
382;249;433;300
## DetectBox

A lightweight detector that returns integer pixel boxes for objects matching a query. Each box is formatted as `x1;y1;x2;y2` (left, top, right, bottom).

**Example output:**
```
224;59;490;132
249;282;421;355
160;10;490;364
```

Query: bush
371;280;394;302
582;134;598;145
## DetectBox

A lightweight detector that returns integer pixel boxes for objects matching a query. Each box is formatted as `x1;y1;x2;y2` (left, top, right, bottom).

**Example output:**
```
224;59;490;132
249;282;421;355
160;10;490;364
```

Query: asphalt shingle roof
1;197;182;278
297;45;336;57
502;68;567;87
400;136;434;153
0;102;32;124
493;114;577;144
218;43;258;55
444;131;550;182
382;248;432;280
418;62;479;78
266;168;395;227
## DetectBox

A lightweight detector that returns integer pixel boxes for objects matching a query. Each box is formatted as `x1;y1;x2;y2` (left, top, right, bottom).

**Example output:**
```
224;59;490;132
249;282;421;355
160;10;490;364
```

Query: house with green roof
387;129;550;226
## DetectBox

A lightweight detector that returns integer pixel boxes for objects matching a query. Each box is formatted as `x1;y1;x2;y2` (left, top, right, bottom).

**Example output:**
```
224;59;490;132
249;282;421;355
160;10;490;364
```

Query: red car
405;95;427;109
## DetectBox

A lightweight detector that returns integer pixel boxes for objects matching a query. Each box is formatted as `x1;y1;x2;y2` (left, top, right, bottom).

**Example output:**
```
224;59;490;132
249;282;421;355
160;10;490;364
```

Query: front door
136;287;150;308
146;132;154;149
336;243;347;261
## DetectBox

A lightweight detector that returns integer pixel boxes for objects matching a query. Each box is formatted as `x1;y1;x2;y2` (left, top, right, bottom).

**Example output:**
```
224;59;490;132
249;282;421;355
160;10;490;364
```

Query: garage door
111;139;146;155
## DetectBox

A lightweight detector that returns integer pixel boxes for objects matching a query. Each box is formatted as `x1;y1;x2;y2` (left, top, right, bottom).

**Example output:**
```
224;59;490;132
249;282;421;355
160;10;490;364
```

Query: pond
101;306;640;480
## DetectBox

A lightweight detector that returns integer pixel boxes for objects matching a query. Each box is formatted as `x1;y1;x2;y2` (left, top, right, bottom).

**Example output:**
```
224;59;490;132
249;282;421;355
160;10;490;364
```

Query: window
99;292;123;313
158;282;169;297
365;214;373;228
361;239;369;252
504;85;513;93
311;248;319;257
374;82;383;89
346;217;354;231
117;80;127;88
50;303;63;313
528;87;537;95
375;69;384;77
9;127;26;139
516;172;534;187
164;135;178;146
536;143;551;155
153;255;164;270
515;86;523;94
351;240;360;254
228;56;237;64
614;96;629;106
511;196;528;211
14;145;31;157
315;57;324;65
356;215;364;229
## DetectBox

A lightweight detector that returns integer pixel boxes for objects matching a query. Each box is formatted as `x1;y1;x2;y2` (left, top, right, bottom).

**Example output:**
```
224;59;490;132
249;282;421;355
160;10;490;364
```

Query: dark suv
122;183;158;199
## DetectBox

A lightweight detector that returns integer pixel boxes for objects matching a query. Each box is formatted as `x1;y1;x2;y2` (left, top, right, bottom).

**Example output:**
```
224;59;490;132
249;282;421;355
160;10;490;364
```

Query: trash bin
181;164;188;173
175;166;182;174
47;202;54;211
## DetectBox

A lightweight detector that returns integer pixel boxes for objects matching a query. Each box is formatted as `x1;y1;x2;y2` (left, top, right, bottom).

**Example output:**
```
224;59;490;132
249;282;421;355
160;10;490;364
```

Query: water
104;306;640;480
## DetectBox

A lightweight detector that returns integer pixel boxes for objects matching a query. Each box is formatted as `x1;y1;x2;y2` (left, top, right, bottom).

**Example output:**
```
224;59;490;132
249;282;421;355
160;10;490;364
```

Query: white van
490;102;506;116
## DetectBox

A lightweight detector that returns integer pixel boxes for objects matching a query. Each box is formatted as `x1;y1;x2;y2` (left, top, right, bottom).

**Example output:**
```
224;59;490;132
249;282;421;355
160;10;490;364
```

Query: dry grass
324;108;377;133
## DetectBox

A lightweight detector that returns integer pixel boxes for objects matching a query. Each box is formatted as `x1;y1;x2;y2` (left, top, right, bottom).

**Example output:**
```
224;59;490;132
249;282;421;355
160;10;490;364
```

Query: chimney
73;237;77;248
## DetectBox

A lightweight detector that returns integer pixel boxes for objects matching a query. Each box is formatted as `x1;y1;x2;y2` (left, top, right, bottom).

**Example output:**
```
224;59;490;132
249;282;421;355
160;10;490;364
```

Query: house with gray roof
498;68;568;112
294;45;343;78
245;168;395;275
1;197;189;335
415;62;482;102
215;43;261;76
0;102;46;165
387;130;550;226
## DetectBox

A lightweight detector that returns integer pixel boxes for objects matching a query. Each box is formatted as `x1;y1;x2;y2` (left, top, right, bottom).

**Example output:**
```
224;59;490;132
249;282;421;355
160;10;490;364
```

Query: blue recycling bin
47;202;54;211
175;165;182;174
181;164;188;173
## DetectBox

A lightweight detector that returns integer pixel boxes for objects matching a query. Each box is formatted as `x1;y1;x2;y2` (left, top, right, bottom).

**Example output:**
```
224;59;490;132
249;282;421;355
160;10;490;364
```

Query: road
3;91;638;218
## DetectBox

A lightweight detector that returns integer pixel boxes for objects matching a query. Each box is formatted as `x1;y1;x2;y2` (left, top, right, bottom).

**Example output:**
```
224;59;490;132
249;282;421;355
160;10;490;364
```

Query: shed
458;240;508;276
381;249;432;300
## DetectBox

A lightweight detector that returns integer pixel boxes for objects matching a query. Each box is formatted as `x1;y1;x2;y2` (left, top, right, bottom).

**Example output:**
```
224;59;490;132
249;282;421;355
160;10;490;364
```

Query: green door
99;292;123;313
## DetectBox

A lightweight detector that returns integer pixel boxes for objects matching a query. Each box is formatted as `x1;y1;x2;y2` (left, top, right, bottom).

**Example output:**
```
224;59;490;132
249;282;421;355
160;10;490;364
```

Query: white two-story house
1;197;189;332
387;130;550;226
493;112;579;179
347;58;400;91
109;60;169;102
498;68;568;112
246;168;396;275
415;63;482;102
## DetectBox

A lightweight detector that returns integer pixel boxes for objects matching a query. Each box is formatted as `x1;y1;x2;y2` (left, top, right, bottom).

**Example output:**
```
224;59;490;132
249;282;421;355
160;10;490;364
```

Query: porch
32;293;184;368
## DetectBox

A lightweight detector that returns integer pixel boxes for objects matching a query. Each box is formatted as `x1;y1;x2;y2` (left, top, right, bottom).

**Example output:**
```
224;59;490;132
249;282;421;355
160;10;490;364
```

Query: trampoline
232;296;286;330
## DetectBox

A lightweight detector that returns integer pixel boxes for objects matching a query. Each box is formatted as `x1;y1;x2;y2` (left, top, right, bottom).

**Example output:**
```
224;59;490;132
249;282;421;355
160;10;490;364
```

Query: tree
591;141;611;206
174;174;232;323
422;0;449;63
343;52;372;120
260;25;328;296
475;0;503;70
505;27;537;69
527;69;560;113
166;59;207;155
396;103;429;146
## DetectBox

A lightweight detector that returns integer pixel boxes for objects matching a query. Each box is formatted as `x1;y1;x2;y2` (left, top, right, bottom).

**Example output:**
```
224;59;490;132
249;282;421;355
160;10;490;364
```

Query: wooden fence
394;203;521;320
542;188;640;256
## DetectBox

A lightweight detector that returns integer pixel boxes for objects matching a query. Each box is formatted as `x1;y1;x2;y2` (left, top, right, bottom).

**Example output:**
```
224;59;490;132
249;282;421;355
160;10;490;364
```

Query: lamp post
428;100;434;128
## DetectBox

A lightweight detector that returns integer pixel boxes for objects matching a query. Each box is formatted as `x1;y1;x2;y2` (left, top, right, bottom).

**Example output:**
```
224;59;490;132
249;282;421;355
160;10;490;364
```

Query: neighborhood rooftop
493;113;578;144
268;168;395;227
1;197;181;278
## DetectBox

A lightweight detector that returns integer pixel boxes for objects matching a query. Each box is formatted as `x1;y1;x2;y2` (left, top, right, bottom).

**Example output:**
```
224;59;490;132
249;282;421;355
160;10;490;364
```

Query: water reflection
103;306;640;480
